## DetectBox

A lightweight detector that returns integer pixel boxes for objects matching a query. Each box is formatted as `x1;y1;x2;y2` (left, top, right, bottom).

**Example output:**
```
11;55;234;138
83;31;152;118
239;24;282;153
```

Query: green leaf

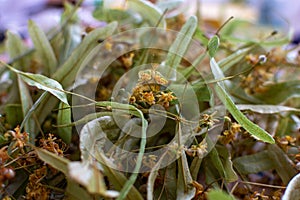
35;22;118;125
127;0;166;28
5;31;28;70
1;61;69;105
57;102;72;144
233;150;275;174
147;152;169;200
164;162;177;199
267;145;297;184
176;150;195;200
68;162;119;197
95;102;148;200
208;35;220;58
218;47;251;73
165;16;198;78
28;20;58;76
254;81;300;104
4;104;23;127
190;157;202;180
96;152;144;200
66;179;93;200
35;148;69;174
19;71;69;105
216;145;238;182
208;147;226;179
207;189;235;200
210;58;275;144
236;104;300;114
57;111;113;128
17;76;37;139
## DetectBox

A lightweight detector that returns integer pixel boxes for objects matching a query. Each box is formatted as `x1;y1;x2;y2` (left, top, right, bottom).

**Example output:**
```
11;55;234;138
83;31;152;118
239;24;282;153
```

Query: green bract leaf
210;58;275;144
208;35;220;58
28;20;58;76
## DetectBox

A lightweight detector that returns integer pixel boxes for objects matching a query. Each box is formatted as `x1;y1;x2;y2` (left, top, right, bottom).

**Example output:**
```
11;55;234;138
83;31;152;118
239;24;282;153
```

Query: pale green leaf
17;75;37;139
233;150;275;174
20;72;69;105
216;145;238;182
57;102;72;143
147;152;168;200
68;162;119;197
34;22;118;126
127;0;166;28
210;58;275;143
165;16;198;78
5;31;28;70
176;150;195;200
35;148;69;174
96;152;144;200
268;145;297;184
1;61;69;105
236;104;300;114
28;20;58;76
66;179;93;200
208;35;220;58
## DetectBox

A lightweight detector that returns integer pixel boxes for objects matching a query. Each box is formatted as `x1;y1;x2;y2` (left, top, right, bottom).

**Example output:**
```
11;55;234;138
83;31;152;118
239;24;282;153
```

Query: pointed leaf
208;35;220;58
268;145;297;184
17;75;37;138
33;22;118;127
1;61;69;105
57;102;72;144
233;150;275;174
5;31;28;70
177;150;195;200
165;16;198;78
19;72;69;105
66;179;93;200
210;58;275;144
28;20;57;76
35;148;69;174
68;162;119;197
216;145;238;182
96;152;144;200
236;104;300;114
147;152;168;200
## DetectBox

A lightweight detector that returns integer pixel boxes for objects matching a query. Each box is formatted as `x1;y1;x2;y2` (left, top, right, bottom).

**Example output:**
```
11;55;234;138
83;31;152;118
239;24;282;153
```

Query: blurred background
0;0;299;43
